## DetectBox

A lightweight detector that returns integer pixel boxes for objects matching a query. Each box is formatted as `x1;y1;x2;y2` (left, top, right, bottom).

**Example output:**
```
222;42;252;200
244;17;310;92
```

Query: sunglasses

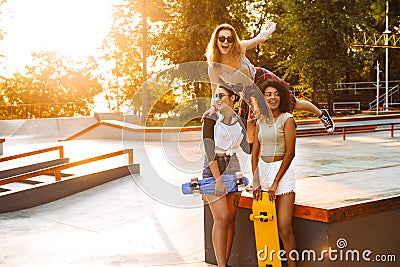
218;36;234;43
213;93;230;100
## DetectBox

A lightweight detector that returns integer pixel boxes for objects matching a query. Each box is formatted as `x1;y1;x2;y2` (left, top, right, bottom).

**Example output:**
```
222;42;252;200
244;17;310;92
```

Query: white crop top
214;112;244;156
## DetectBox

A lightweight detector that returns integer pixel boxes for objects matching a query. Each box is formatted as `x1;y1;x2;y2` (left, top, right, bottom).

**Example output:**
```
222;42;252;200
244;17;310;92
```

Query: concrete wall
0;117;97;140
204;205;399;267
0;117;202;142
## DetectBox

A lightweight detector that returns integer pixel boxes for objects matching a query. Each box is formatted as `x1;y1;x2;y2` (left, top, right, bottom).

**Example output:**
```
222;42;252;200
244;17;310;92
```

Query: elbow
286;152;295;161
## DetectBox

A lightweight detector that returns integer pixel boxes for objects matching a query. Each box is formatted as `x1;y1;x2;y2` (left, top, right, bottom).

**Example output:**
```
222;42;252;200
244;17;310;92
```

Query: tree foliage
96;0;168;114
0;0;8;65
264;0;394;111
0;51;101;118
1;0;399;120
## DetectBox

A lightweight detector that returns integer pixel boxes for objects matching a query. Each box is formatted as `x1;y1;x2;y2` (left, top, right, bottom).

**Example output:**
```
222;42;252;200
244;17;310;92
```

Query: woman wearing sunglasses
205;23;335;137
202;82;250;267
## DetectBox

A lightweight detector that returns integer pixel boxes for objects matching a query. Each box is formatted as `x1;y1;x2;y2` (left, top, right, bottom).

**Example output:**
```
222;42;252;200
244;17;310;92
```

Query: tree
153;0;258;117
268;0;382;112
0;0;7;65
96;0;167;114
1;51;102;118
371;0;400;81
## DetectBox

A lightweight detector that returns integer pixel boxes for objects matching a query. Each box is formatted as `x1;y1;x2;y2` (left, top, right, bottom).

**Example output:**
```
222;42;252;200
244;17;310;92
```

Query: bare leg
225;194;240;263
293;98;322;117
206;194;239;267
276;192;297;267
294;98;335;133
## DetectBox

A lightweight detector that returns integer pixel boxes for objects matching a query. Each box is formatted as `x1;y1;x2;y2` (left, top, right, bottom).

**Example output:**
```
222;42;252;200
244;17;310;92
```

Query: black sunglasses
218;36;234;43
213;93;230;100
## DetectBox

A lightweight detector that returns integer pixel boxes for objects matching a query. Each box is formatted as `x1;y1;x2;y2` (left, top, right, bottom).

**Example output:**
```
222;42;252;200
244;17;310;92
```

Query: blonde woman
205;23;334;137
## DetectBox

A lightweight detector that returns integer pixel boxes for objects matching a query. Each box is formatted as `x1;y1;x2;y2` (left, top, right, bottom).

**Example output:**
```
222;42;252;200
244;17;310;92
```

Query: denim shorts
202;153;241;178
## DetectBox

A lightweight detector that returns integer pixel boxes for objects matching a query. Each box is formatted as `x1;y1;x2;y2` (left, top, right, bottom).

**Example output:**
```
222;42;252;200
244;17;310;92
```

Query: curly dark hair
258;79;291;113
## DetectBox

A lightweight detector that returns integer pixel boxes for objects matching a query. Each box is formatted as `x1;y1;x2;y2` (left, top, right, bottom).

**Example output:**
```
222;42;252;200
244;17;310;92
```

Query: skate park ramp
0;115;399;266
60;119;202;142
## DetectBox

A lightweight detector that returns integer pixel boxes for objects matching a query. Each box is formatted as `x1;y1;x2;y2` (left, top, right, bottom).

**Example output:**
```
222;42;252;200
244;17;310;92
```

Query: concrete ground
0;118;399;266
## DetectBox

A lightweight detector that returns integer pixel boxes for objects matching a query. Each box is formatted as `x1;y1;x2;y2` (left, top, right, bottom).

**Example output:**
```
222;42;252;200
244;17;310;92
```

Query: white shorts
258;159;296;195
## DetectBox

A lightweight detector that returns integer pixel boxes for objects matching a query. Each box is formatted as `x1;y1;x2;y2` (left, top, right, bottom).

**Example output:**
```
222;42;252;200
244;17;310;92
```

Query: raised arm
208;66;219;97
240;22;276;52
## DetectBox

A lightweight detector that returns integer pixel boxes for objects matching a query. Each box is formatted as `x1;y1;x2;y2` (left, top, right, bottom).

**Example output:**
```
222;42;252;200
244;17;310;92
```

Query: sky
0;0;116;76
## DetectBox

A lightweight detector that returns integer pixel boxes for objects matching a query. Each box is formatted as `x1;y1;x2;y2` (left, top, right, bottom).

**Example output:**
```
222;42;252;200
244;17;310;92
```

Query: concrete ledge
238;195;400;223
295;114;400;125
0;158;70;179
205;195;400;267
0;163;140;213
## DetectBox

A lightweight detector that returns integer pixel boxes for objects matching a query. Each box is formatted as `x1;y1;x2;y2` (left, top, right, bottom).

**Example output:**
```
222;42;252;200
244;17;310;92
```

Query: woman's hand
268;180;278;202
201;105;217;122
258;22;276;41
215;179;228;196
253;185;263;201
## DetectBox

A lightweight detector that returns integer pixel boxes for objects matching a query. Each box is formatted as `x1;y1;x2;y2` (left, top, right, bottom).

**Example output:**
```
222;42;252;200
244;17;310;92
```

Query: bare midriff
261;155;284;163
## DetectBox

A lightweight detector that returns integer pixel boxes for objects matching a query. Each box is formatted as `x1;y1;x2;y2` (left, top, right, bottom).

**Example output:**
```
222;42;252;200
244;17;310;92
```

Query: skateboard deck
250;192;282;267
181;173;248;195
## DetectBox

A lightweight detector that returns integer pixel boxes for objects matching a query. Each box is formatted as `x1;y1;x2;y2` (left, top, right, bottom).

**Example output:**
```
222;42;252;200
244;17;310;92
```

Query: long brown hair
205;24;241;66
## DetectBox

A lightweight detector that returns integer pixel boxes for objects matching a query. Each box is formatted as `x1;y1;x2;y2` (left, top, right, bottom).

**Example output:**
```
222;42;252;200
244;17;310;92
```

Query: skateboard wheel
249;214;255;221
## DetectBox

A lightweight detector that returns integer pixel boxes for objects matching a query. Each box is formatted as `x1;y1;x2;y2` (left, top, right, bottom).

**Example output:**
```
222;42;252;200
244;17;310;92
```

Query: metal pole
141;0;148;124
376;61;380;115
384;0;390;111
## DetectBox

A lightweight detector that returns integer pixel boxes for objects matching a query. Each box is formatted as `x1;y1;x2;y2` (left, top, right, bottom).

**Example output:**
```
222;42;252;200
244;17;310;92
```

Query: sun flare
1;0;115;74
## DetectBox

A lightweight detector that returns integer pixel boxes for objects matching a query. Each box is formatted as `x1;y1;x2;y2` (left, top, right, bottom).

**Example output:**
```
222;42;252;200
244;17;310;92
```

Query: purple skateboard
182;173;249;195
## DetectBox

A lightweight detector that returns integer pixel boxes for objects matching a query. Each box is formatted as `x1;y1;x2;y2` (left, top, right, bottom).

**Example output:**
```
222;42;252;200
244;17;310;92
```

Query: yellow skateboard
249;192;282;267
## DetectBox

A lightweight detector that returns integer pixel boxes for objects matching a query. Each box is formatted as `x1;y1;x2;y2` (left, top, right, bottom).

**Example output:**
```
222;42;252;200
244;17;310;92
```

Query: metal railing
0;102;89;120
333;102;361;111
297;120;400;140
0;146;64;162
0;149;134;186
369;85;399;109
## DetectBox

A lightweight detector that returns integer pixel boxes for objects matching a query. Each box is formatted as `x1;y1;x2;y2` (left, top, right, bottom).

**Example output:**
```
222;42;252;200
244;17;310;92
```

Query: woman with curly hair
252;79;297;267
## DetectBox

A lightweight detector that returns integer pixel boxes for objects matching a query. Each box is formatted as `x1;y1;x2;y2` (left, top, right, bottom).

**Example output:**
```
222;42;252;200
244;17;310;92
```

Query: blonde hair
205;24;241;66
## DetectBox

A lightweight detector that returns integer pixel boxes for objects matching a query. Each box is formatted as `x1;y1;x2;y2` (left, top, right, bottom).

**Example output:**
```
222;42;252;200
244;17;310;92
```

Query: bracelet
211;105;217;110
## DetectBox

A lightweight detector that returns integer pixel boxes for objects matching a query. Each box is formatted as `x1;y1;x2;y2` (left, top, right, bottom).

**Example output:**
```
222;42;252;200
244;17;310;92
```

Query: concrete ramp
61;120;202;142
0;119;26;138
